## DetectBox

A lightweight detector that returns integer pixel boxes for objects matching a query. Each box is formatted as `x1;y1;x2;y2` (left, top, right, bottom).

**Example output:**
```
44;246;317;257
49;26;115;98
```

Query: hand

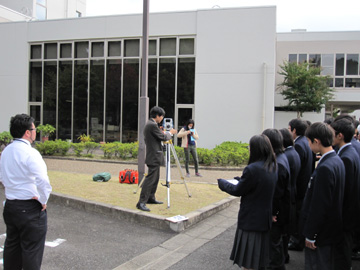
234;176;241;181
41;204;47;211
170;129;177;135
187;130;191;134
305;239;317;250
272;216;277;222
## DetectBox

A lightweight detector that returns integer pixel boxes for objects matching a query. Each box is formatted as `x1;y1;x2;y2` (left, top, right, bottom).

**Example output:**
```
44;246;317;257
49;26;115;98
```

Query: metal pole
166;143;171;208
138;0;149;184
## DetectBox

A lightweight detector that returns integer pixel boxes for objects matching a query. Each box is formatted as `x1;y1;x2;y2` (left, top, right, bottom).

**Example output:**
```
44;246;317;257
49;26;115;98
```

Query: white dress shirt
0;139;52;205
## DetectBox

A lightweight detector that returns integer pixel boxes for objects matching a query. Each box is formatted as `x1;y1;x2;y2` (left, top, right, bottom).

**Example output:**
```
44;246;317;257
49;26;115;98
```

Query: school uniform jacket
351;137;360;158
338;144;360;232
301;151;345;246
218;161;278;232
294;136;313;200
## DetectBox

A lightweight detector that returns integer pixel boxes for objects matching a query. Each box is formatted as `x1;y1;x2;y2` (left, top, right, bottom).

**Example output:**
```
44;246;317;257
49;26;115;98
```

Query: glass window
37;0;46;5
122;59;139;142
124;39;140;57
335;78;344;88
31;45;42;59
335;54;345;76
177;58;195;104
105;59;122;142
299;54;307;63
89;60;105;142
148;58;157;109
108;41;121;57
289;54;297;63
60;43;72;58
321;54;334;76
58;61;73;140
73;60;88;141
75;42;89;58
36;4;46;20
30;105;41;141
179;38;194;55
44;43;57;59
158;58;176;118
149;40;157;56
345;78;360;88
346;54;359;75
160;38;176;56
309;54;321;67
43;61;57;134
91;42;104;57
29;62;42;102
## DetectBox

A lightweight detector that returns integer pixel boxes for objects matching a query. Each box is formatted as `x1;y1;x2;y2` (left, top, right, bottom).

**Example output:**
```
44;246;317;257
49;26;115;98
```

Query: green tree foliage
278;61;334;118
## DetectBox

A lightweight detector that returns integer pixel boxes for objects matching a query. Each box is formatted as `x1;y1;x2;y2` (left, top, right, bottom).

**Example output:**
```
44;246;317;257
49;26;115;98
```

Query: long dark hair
262;128;284;155
184;119;195;130
248;134;277;172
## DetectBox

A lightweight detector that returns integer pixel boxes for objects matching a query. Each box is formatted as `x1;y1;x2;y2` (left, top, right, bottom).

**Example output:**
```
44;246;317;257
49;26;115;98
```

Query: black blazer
294;136;313;200
300;151;345;246
218;161;277;232
273;153;291;226
338;144;360;231
351;137;360;157
144;119;172;167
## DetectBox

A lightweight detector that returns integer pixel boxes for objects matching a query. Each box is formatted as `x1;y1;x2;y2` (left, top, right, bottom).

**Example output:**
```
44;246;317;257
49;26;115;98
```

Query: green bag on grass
92;172;111;182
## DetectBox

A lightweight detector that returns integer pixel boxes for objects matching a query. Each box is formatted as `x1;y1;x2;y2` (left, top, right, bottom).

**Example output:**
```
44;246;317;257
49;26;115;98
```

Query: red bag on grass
119;169;138;184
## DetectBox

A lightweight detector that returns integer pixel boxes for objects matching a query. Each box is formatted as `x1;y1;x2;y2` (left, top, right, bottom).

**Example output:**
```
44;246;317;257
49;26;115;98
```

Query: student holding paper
218;134;278;270
178;119;202;177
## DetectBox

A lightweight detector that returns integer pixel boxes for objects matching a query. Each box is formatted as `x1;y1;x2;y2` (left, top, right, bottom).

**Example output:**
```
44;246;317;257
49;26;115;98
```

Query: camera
163;118;173;131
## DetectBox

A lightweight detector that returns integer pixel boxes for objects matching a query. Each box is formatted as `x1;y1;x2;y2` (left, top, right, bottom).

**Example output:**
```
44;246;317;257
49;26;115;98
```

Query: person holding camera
178;119;202;177
136;106;177;212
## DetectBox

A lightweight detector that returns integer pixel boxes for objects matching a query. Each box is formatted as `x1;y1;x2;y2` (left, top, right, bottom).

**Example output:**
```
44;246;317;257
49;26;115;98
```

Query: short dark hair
149;106;165;118
248;134;277;172
10;114;34;139
262;128;284;155
288;118;309;136
334;114;354;124
279;128;294;148
330;119;355;143
185;119;195;129
305;122;334;147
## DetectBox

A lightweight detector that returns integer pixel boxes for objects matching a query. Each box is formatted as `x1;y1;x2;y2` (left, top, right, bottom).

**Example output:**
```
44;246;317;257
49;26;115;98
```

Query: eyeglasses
28;128;36;131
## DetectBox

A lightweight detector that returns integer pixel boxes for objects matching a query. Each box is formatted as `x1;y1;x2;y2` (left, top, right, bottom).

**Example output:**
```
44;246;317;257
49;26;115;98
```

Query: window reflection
58;61;72;140
43;61;57;139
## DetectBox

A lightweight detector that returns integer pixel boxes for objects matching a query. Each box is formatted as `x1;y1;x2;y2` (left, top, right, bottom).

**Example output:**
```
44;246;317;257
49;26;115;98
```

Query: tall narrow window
335;54;345;76
43;61;57;135
58;61;72;140
36;0;47;20
177;58;195;104
346;54;359;75
29;62;42;102
148;58;158;109
158;58;176;118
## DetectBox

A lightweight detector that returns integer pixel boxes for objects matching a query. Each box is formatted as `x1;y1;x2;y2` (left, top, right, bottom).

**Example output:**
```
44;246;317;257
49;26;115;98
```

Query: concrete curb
49;192;239;232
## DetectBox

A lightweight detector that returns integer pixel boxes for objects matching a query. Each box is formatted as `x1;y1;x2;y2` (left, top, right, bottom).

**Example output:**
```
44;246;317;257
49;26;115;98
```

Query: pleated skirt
230;229;270;270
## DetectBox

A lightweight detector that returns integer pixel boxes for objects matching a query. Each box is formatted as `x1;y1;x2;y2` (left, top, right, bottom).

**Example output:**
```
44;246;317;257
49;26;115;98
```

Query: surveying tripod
134;139;191;208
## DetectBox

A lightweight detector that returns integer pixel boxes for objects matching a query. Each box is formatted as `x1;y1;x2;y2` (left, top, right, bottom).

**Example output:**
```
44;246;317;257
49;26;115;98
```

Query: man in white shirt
0;114;52;270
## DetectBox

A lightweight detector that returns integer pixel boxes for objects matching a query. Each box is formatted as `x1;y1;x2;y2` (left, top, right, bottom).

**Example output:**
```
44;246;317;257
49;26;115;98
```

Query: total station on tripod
163;118;173;132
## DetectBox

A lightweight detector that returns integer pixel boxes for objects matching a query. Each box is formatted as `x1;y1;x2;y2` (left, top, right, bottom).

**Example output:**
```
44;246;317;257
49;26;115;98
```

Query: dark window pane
122;59;139;142
158;58;176;118
289;54;297;63
31;45;42;59
149;40;157;56
73;60;88;141
346;54;359;75
160;38;176;56
148;58;157;109
43;61;57;139
91;42;104;57
177;58;195;104
89;60;105;142
58;61;73;140
335;54;344;76
44;43;57;59
345;78;360;88
106;59;122;142
309;54;321;67
179;38;194;55
60;43;72;58
335;78;344;87
124;39;140;57
75;42;89;58
29;62;42;102
30;105;41;141
299;54;307;63
108;41;121;57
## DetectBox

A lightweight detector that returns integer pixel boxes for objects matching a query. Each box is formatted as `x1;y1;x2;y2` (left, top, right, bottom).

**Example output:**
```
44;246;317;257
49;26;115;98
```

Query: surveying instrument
134;118;191;208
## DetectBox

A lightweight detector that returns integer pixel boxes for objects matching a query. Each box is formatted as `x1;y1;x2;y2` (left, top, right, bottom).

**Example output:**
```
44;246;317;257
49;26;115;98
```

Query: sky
86;0;360;32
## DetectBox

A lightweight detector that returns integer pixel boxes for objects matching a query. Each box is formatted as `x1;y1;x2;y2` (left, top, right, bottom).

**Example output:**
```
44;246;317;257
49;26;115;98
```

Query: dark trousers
139;165;160;204
184;145;199;174
305;244;335;270
3;199;47;270
334;231;353;270
269;223;285;270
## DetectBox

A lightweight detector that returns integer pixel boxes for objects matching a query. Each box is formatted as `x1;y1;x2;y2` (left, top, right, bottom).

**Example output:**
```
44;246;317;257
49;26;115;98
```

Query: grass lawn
48;171;231;217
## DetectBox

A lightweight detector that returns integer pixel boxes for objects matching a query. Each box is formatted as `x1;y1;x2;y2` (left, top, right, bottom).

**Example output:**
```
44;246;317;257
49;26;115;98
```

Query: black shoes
136;202;150;212
147;199;163;204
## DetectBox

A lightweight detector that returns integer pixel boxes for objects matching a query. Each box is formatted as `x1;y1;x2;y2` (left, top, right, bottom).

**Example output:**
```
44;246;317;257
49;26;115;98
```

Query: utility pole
138;0;149;184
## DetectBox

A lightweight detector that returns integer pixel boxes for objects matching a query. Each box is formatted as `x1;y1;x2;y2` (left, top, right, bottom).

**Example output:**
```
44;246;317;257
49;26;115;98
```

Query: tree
278;61;334;118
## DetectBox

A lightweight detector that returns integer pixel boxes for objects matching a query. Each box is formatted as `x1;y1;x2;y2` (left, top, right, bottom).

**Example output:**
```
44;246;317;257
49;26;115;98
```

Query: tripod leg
133;173;146;194
170;144;192;197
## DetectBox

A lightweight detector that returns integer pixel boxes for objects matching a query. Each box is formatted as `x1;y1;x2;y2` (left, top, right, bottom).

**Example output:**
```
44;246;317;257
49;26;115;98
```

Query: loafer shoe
195;173;203;177
147;199;163;204
136;202;150;211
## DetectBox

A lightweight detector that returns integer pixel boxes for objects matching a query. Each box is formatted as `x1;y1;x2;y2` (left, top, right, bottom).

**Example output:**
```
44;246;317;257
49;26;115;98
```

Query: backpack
119;169;138;184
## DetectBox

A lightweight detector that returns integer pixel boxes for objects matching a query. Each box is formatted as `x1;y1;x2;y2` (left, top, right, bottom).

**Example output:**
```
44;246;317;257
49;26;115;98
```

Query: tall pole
138;0;149;184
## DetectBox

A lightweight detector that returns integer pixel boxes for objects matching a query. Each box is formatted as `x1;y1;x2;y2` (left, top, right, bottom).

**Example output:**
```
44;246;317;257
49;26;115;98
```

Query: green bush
84;142;98;155
71;142;86;157
197;148;215;166
35;140;58;155
213;141;249;166
54;140;71;155
100;142;120;159
0;131;13;149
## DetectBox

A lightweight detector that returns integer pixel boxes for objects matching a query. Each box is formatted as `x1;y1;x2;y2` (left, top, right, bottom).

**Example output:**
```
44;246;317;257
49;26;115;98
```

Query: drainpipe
262;63;267;130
